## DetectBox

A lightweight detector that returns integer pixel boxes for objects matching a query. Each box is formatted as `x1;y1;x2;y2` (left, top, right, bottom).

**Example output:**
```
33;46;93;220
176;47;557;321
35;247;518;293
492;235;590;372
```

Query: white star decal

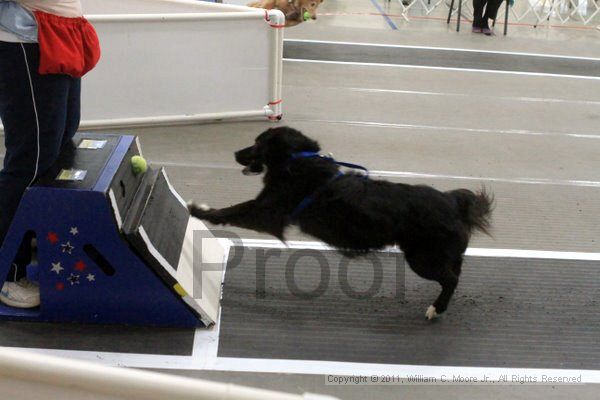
86;273;95;282
61;241;75;254
51;262;64;275
70;227;79;236
67;273;80;285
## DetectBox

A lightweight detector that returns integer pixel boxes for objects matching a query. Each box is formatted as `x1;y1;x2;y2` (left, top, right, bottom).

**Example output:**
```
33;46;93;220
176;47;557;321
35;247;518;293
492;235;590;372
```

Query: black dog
189;127;493;319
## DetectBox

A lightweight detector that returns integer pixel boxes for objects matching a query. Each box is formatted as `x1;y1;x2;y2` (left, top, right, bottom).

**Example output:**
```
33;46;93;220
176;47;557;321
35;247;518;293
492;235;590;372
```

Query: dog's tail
447;187;494;236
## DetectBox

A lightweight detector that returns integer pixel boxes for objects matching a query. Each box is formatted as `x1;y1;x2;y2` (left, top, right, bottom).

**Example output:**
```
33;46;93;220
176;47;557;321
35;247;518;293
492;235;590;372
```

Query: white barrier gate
79;0;284;128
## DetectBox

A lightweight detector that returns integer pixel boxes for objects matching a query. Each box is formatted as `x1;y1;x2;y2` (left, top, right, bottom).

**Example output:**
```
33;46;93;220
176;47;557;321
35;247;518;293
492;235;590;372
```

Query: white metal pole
0;348;339;400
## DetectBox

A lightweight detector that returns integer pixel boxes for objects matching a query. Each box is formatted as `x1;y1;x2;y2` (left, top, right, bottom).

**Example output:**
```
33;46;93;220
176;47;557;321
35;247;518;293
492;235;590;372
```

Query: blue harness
289;152;369;222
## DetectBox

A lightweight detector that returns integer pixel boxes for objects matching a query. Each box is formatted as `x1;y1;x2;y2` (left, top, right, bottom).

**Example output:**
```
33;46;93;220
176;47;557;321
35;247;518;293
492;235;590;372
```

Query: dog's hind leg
426;270;459;320
405;253;460;320
452;256;463;277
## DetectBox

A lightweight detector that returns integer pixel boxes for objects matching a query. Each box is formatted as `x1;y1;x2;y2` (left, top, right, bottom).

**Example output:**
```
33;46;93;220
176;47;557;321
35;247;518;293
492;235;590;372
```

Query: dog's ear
266;126;320;152
259;127;321;168
300;136;320;152
258;128;293;168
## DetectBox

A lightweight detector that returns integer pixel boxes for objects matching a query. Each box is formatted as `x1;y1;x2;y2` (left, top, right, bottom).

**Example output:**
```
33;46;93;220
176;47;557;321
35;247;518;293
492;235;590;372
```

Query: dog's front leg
189;200;255;224
188;200;285;240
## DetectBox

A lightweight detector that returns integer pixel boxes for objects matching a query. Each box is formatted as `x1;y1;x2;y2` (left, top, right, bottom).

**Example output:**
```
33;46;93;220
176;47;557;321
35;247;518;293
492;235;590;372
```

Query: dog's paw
425;305;439;320
188;201;212;218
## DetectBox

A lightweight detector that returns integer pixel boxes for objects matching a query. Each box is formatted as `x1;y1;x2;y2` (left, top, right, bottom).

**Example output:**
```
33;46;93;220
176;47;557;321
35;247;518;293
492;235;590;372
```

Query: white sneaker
0;278;40;308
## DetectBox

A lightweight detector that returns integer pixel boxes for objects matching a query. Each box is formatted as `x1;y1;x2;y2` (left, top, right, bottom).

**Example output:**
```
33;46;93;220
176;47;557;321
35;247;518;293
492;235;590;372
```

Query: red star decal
56;282;65;291
74;260;87;272
47;232;59;245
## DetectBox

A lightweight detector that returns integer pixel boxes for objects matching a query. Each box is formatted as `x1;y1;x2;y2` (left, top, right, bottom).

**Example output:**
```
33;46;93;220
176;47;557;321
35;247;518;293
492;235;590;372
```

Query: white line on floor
10;347;201;369
284;38;600;61
346;87;600;107
199;357;600;384
16;336;600;383
155;160;600;189
369;170;600;188
238;238;600;261
191;238;232;363
284;59;600;81
284;118;600;140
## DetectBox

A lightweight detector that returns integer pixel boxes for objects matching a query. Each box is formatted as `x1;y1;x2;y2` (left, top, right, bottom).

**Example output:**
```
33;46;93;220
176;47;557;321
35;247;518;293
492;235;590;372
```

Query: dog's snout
312;15;317;19
234;151;245;165
235;146;255;166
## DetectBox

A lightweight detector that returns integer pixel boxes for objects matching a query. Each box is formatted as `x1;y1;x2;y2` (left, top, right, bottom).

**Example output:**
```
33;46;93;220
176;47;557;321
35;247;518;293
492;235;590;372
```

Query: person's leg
0;42;38;246
484;0;504;24
479;0;504;34
0;42;74;247
61;77;81;149
472;0;487;31
0;42;79;309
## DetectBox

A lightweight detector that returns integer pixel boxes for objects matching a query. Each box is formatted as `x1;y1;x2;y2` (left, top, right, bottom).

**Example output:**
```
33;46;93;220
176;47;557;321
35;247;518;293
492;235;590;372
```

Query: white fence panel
80;0;283;128
0;0;283;132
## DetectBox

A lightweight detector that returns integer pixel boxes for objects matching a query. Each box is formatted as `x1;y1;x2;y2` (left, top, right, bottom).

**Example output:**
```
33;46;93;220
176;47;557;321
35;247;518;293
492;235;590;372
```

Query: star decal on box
67;273;80;286
47;232;59;245
74;260;87;272
51;262;64;275
49;226;99;291
61;241;75;254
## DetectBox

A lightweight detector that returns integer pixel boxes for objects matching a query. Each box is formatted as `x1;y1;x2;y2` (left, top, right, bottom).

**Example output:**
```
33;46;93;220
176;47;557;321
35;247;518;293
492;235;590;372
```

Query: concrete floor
2;0;600;398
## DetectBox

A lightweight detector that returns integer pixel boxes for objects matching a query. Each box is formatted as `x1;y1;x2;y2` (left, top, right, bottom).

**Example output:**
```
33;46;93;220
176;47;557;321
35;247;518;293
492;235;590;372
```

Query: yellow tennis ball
131;155;147;175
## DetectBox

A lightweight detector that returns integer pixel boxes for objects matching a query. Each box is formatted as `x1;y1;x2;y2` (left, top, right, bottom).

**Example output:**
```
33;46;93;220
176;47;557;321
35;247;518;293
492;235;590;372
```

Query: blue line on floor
368;0;398;30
